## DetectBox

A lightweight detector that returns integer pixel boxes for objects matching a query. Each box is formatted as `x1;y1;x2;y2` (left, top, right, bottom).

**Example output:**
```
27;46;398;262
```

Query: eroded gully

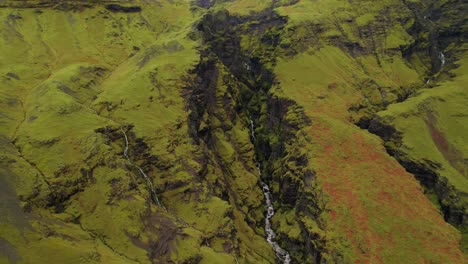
121;129;164;209
250;118;291;264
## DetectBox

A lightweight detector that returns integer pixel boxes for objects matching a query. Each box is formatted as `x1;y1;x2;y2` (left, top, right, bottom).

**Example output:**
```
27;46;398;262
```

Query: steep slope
0;1;272;263
368;0;468;252
370;59;468;252
0;0;466;263
264;0;466;262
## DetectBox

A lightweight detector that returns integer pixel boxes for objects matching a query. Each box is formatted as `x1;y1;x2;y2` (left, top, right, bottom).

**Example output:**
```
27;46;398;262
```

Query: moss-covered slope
0;0;466;263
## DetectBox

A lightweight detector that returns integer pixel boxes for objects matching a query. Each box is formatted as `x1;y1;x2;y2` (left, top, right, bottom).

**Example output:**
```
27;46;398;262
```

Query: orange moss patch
306;116;464;263
426;112;466;176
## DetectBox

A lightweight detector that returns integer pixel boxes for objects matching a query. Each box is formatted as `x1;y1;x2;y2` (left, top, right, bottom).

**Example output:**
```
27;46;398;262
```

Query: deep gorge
0;0;466;263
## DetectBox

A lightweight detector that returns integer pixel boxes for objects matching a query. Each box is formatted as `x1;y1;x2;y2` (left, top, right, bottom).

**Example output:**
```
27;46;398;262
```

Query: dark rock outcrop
105;4;141;13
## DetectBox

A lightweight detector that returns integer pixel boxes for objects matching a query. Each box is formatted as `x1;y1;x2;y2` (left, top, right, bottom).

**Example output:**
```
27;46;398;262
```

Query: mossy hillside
377;52;468;185
1;29;126;261
211;8;333;261
275;0;425;119
267;0;466;261
374;54;468;251
63;165;151;262
2;2;278;263
378;84;468;192
192;8;306;262
182;55;278;262
15;65;114;185
0;140;138;264
219;0;273;16
199;1;463;261
0;1;274;263
1;0;467;263
92;20;274;261
0;140;37;264
186;8;330;261
302;115;463;262
262;83;464;262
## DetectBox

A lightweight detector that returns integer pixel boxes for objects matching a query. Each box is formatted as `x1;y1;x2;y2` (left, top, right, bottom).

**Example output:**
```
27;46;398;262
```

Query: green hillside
0;0;466;263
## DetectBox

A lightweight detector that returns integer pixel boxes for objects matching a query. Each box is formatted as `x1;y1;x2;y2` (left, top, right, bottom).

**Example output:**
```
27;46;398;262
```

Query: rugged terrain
0;0;466;263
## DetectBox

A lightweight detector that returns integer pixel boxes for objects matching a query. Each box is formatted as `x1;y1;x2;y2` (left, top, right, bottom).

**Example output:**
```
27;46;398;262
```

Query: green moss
385;24;414;49
0;0;466;262
220;0;273;15
356;13;375;26
378;58;468;193
375;55;468;251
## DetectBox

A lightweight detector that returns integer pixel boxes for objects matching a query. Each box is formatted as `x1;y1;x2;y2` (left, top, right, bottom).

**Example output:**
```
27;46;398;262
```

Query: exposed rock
105;4;141;13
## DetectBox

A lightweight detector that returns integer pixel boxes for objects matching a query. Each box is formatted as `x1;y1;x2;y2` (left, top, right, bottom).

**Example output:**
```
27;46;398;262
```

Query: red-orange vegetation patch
330;209;337;222
426;113;466;176
428;120;450;154
306;118;464;263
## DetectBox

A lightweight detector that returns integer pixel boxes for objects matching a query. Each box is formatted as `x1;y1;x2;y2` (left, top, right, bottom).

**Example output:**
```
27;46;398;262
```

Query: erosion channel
251;118;291;263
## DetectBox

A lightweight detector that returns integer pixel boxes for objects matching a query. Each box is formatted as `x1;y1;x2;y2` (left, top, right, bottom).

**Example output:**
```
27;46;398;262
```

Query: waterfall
135;165;162;207
250;119;256;141
122;130;131;163
121;129;164;209
439;52;445;67
250;118;291;264
262;180;291;263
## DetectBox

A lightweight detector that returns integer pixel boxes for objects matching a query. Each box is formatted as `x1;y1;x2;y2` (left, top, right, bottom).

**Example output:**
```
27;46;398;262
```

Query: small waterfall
250;119;256;141
121;129;164;209
250;118;291;264
135;166;162;207
439;52;445;67
122;130;131;163
261;178;291;263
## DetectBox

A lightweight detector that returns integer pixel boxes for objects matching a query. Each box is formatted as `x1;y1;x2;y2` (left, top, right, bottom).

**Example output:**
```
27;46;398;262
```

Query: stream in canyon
122;129;163;208
250;118;291;264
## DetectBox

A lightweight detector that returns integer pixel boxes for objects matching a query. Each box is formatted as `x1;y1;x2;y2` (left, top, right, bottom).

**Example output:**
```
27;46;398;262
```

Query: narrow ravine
121;129;164;209
250;118;291;264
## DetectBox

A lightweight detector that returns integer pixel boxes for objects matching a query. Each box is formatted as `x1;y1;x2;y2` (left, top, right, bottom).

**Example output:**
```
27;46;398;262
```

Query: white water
250;118;291;264
122;130;131;162
244;62;251;71
439;52;445;67
135;166;162;207
261;176;291;263
250;119;256;141
121;129;164;208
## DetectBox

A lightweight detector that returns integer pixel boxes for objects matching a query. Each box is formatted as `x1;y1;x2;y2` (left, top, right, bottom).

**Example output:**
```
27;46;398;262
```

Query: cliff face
0;0;466;263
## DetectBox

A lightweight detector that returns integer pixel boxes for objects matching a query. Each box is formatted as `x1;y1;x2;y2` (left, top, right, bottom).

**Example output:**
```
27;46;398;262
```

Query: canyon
0;0;466;263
